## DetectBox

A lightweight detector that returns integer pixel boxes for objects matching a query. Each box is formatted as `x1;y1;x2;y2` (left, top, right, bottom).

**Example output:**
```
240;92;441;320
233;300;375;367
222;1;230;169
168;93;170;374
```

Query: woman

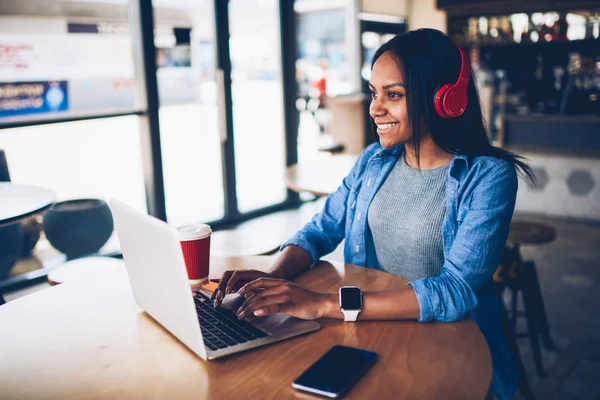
212;29;533;400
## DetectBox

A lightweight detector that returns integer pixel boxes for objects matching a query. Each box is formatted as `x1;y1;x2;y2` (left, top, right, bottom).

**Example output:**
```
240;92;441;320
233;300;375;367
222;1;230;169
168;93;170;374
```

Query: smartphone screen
292;345;378;398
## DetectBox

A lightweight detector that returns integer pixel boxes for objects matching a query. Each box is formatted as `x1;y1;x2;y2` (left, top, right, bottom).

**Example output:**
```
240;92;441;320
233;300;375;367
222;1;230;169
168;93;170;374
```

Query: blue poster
0;81;69;118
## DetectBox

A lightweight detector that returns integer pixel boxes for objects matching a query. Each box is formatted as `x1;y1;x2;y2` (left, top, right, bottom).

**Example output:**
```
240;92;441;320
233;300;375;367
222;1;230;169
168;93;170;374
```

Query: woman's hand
236;278;335;320
210;270;276;307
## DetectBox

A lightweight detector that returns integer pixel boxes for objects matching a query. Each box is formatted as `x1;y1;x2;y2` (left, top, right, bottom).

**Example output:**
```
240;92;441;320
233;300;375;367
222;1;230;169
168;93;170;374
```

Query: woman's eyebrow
383;83;404;89
368;82;405;89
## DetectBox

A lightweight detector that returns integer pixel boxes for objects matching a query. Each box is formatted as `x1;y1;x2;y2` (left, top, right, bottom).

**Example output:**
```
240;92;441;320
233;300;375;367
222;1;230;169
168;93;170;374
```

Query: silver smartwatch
339;286;363;322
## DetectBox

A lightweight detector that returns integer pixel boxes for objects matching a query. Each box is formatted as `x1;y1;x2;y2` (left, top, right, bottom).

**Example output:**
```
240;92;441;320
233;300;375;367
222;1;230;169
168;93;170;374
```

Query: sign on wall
0;81;69;118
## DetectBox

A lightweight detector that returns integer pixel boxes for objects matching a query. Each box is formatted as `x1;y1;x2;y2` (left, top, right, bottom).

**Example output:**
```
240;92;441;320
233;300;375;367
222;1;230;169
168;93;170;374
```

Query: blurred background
0;1;599;398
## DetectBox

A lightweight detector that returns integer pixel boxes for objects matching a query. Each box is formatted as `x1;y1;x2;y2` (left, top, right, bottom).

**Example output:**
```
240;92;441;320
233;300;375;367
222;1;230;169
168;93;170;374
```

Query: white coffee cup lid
177;223;212;241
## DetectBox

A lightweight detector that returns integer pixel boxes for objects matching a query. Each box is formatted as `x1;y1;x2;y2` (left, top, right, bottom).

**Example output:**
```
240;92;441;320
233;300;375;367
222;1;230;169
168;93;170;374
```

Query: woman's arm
268;245;313;280
408;162;517;322
320;287;421;320
235;279;421;320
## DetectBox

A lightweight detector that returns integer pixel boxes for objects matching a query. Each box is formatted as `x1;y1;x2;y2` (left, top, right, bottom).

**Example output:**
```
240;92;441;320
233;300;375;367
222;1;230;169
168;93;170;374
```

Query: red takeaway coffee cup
178;223;212;284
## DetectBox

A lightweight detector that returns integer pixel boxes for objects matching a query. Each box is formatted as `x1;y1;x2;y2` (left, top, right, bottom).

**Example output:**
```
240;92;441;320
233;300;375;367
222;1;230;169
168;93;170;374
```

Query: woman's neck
404;137;453;170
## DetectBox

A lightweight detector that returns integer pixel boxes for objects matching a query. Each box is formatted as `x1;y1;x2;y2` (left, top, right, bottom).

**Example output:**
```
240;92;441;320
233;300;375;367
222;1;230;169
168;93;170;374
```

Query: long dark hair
371;28;535;183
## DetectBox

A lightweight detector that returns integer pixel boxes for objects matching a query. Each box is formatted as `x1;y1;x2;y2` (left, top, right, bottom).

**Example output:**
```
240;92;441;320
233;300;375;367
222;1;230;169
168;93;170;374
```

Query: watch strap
342;310;360;322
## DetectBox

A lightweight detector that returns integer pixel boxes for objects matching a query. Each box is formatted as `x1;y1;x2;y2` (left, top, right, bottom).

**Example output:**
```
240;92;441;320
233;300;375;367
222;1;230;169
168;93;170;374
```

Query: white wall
360;0;446;32
515;152;600;222
0;16;66;34
409;0;447;32
360;0;409;17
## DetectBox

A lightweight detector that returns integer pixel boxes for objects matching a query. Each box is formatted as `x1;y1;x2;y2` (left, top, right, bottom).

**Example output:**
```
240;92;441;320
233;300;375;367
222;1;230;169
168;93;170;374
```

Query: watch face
340;287;362;310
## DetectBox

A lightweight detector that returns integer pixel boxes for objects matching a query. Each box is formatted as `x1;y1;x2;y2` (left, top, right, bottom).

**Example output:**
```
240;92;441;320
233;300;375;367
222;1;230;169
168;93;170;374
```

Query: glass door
229;0;288;213
153;0;225;226
154;0;292;227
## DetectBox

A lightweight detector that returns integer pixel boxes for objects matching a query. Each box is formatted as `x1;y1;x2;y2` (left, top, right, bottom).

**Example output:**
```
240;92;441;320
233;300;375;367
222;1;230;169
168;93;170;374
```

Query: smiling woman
213;29;535;400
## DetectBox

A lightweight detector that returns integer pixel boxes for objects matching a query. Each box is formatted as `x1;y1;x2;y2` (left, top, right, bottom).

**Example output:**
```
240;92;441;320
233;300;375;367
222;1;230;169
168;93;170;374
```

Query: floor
511;214;600;400
3;211;600;399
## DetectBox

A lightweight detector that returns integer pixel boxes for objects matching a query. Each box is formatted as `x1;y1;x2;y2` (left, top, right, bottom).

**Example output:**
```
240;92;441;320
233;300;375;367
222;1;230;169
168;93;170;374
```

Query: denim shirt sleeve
281;148;372;266
408;162;518;322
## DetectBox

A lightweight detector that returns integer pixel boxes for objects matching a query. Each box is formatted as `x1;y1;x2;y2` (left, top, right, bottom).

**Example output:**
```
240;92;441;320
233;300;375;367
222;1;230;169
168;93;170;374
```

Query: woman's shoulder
469;155;516;177
464;155;518;196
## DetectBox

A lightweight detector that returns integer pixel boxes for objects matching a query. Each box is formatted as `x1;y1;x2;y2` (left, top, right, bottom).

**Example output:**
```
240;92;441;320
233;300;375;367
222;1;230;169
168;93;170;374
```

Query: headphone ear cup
442;86;468;117
433;84;452;118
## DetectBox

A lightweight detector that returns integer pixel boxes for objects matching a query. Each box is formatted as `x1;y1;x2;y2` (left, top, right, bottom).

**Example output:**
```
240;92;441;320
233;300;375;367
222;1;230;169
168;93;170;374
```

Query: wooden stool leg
521;263;546;378
525;261;556;350
511;288;519;334
502;307;535;400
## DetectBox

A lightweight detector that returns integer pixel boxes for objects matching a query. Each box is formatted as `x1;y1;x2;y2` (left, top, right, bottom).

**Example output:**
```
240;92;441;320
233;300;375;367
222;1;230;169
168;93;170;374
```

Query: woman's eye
388;91;404;99
369;90;377;99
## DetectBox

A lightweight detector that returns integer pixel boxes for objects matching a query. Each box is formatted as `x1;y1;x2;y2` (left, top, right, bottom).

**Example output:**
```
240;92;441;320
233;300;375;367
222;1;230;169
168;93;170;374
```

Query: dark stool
316;134;345;154
318;141;345;154
494;244;556;382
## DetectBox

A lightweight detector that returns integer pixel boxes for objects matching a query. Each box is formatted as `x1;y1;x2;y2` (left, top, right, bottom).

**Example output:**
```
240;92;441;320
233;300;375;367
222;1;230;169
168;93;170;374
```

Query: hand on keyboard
210;269;278;307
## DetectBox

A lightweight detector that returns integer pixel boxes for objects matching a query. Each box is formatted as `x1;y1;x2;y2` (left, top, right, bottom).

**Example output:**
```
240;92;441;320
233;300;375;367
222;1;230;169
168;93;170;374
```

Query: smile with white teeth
377;122;398;131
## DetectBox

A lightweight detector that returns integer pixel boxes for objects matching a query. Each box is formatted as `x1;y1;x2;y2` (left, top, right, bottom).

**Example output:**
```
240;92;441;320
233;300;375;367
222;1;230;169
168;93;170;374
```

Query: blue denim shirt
283;142;519;400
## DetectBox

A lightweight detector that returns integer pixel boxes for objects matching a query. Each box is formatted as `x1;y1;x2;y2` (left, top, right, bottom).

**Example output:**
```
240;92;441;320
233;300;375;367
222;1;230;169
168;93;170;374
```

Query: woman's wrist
318;292;342;319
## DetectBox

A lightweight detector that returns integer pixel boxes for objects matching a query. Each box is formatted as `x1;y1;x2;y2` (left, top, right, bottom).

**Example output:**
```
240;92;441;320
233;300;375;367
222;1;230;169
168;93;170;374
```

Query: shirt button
357;212;361;221
355;245;360;253
367;179;371;187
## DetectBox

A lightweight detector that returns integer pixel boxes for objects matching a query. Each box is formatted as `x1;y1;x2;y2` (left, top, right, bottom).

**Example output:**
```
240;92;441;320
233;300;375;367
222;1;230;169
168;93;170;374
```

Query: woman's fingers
237;294;290;318
211;270;233;302
237;285;289;315
225;270;259;296
212;270;270;306
238;277;285;294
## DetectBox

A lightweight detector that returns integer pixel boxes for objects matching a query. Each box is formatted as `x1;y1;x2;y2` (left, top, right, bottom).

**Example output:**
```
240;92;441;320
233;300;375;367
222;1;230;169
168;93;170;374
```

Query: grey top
367;152;449;281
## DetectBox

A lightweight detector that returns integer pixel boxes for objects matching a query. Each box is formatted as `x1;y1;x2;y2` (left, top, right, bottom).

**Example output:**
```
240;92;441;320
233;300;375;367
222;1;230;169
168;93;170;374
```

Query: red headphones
433;44;471;118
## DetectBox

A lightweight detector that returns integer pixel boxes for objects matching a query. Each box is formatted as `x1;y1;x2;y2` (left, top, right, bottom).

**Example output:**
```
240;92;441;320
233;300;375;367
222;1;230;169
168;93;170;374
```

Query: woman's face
369;51;411;148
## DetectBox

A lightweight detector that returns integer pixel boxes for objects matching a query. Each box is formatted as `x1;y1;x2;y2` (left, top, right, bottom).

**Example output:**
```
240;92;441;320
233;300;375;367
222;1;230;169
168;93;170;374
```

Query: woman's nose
369;98;386;119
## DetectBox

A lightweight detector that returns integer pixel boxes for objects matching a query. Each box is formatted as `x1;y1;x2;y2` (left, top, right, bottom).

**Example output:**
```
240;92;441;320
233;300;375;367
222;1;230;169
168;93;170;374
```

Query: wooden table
285;154;358;197
0;256;492;399
0;182;55;227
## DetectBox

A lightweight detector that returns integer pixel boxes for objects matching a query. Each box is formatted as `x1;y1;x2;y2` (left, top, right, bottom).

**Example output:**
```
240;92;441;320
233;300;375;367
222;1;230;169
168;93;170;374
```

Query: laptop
110;199;320;360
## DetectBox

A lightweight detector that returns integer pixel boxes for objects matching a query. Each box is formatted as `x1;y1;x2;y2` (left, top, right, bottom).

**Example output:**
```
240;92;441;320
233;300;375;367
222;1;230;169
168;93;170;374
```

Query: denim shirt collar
372;142;472;178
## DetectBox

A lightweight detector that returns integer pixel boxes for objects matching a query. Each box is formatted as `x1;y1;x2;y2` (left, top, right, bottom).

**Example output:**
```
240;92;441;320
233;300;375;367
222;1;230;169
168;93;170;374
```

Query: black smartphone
292;345;378;398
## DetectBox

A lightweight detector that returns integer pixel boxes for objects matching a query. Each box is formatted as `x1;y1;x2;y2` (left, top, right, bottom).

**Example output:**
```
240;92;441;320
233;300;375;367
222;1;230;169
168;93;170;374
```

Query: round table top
0;182;55;226
0;255;492;399
507;219;557;245
285;154;358;197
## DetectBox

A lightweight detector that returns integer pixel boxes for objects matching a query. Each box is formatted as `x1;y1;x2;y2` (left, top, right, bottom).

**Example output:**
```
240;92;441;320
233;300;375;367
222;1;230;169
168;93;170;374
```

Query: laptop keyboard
193;291;269;351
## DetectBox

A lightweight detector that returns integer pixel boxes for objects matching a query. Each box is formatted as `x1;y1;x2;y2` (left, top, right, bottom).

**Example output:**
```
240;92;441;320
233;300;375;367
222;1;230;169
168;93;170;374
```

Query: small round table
507;220;557;246
284;154;358;197
0;183;55;227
